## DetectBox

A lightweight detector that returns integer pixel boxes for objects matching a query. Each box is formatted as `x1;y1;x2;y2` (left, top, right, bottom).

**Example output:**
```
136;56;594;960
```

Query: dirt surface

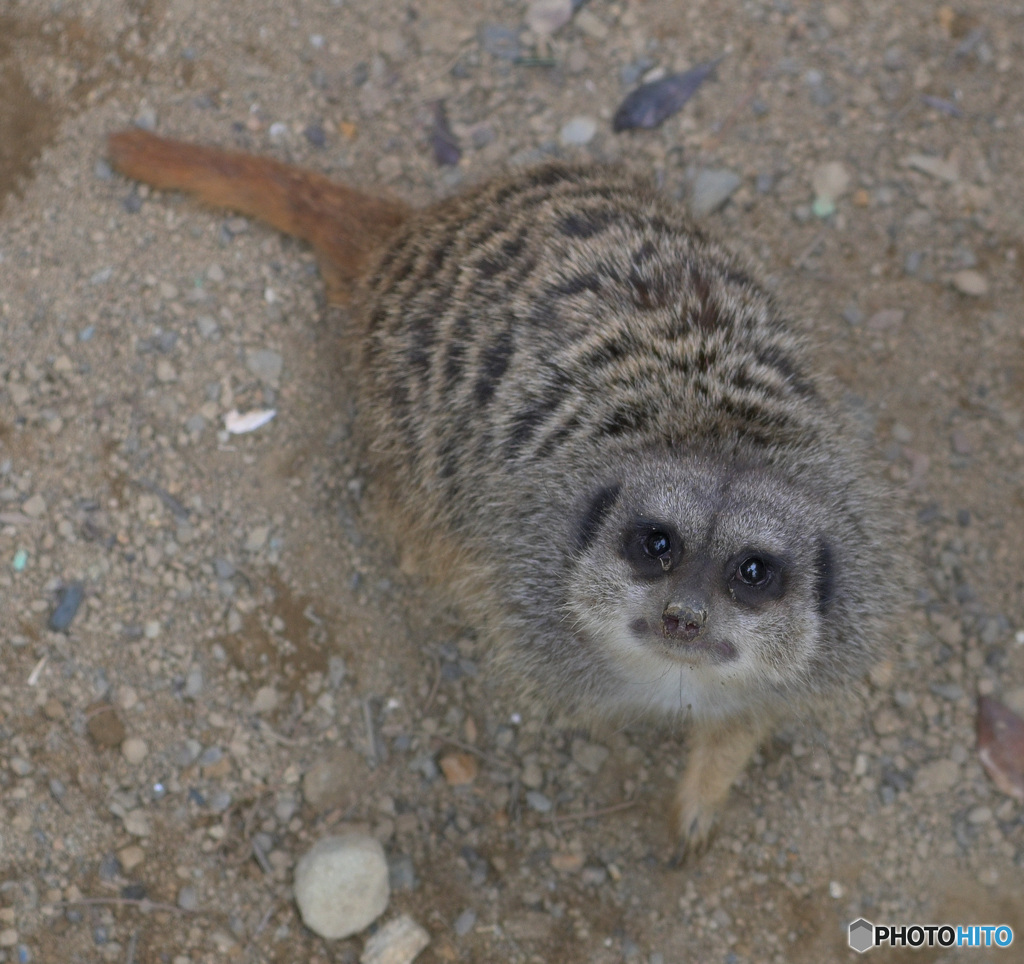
1;1;1023;962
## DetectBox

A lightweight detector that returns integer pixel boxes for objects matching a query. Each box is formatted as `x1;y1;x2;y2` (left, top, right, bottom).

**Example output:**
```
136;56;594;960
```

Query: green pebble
812;196;836;218
12;549;28;572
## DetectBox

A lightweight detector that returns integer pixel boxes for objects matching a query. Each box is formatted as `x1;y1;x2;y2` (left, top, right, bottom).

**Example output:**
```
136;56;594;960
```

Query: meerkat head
564;447;863;721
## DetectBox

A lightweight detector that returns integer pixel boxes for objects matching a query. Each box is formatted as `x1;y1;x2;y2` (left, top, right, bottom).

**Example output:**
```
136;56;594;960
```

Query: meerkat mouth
628;618;738;662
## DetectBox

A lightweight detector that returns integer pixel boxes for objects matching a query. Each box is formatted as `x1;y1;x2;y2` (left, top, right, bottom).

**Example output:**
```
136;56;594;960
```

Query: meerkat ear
814;538;836;615
575;484;621;552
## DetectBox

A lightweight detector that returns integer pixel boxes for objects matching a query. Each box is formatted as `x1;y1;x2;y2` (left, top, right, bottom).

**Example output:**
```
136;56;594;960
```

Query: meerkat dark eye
623;520;681;576
727;550;786;605
643;530;672;560
738;556;769;586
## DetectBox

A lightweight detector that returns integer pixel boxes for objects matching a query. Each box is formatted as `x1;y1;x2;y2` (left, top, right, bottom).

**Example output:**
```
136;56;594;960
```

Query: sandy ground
1;0;1023;962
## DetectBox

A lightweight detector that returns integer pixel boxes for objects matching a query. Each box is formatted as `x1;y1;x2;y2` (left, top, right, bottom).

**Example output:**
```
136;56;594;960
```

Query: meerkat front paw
667;716;768;865
669;784;720;864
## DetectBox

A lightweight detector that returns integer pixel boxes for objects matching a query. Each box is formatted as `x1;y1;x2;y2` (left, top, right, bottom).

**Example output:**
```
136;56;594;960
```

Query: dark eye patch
814;539;835;615
575;484;621;552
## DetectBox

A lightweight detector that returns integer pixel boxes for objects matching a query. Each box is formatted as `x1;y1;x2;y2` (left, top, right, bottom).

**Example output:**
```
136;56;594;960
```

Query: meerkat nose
662;604;707;640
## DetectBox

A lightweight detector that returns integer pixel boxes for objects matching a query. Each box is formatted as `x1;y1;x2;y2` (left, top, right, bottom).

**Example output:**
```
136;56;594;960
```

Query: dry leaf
977;695;1024;802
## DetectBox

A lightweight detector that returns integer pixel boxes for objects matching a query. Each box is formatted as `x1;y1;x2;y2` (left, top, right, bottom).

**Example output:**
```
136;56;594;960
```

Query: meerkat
107;130;895;857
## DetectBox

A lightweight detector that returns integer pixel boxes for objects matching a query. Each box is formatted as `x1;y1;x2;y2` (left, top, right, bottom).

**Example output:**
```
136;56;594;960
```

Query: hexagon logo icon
849;918;874;954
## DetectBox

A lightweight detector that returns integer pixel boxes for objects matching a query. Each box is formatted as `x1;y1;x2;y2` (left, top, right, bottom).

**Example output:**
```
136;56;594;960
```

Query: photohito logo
849;919;1014;953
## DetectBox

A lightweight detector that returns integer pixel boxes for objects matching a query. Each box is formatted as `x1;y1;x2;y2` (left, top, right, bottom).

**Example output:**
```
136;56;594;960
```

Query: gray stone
294;833;390;939
571;739;609;774
453;908;477;937
914;759;960;795
902;153;958;183
690;169;741;216
246;349;283;385
184;664;204;699
360;914;430;964
479;25;521;60
526;0;573;36
559;116;597;146
525;791;552;813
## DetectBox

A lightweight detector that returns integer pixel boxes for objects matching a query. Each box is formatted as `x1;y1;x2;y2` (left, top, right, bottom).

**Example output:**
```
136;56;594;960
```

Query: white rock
914;759;960;795
156;359;177;383
571;739;609;774
122;810;152;837
559;116;597;146
21;494;47;518
252;686;280;714
951;270;988;296
526;0;573;36
361;915;430;964
811;160;851;202
121;736;149;765
245;525;270;552
902;153;959;183
294;833;390;939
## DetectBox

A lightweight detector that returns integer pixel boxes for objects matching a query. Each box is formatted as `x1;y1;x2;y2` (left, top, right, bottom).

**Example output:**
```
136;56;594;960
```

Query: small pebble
867;309;905;331
122;810;152;837
951;270;988;297
305;124;326;148
914;759;960;795
121;737;149;765
12;549;27;572
21;494;46;518
439;752;479;786
388;854;417;892
117;845;144;872
294;833;390;939
86;702;126;748
246;348;284;385
526;0;573;36
479;24;521;61
811;197;836;218
842;304;864;325
251;686;280;714
134;107;158;130
245;526;270;551
304;748;367;811
550;851;586;873
208;791;233;813
571;739;609;774
453;908;477;937
574;8;608;40
902;153;958;182
177;886;199;911
360;914;430;964
184;664;204;698
811;160;851;203
690;169;741;216
525;791;552;813
156;359;177;383
559;116;597;146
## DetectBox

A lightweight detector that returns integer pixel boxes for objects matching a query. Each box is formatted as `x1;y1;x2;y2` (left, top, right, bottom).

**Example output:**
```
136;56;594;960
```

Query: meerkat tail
107;130;410;300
